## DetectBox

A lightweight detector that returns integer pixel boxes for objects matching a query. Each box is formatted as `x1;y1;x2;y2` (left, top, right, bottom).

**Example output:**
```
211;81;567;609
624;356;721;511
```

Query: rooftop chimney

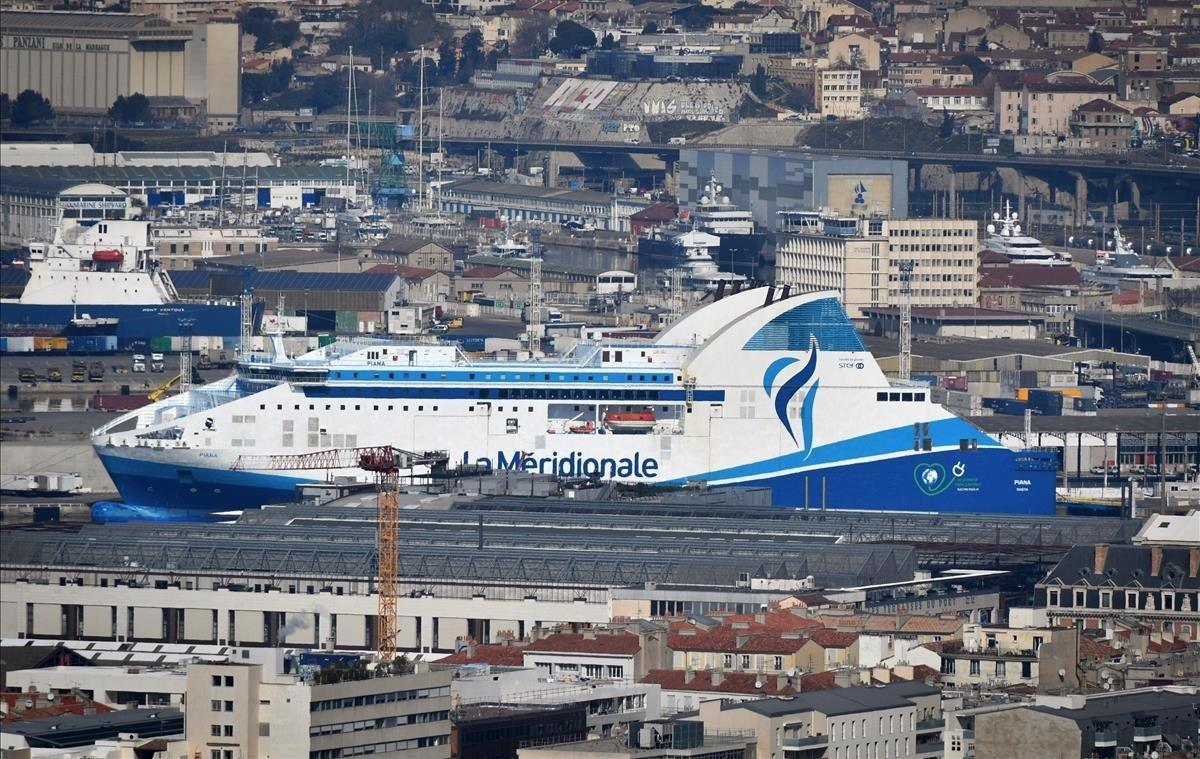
1151;545;1163;577
1094;544;1109;575
711;669;724;687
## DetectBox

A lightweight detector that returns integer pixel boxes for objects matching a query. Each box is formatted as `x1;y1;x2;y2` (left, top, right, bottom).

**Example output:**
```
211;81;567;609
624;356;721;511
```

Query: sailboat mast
346;47;355;188
418;47;425;211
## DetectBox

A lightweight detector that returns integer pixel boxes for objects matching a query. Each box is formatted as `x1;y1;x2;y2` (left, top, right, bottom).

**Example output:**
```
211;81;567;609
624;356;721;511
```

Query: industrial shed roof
170;270;398;293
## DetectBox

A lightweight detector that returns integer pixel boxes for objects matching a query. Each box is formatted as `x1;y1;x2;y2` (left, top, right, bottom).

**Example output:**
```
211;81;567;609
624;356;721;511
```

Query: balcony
916;718;945;732
1094;731;1117;747
915;741;945;757
783;734;830;749
1133;726;1161;742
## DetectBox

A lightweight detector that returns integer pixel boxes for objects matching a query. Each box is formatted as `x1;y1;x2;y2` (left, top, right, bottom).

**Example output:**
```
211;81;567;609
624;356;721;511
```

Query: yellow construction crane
147;373;181;402
230;445;448;661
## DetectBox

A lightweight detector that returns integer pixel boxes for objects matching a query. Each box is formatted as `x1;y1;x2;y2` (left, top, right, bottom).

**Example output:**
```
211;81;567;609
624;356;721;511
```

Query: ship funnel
763;286;775;307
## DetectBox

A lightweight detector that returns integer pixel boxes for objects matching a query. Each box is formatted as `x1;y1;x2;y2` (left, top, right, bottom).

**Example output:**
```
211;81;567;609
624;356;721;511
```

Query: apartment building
936;623;1084;691
698;681;945;759
973;687;1200;759
183;659;453;759
1020;82;1117;135
817;68;864;118
776;216;979;323
1037;543;1200;642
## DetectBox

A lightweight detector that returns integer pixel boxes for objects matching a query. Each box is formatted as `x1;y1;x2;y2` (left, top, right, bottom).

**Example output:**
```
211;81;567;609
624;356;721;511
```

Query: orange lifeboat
92;249;124;264
603;410;656;434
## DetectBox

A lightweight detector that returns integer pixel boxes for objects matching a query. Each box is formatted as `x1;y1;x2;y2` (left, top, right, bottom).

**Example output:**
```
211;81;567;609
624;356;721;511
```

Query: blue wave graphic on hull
762;347;818;457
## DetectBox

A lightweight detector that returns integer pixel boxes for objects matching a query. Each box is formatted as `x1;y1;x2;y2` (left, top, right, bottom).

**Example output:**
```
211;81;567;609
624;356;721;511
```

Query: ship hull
2;303;248;339
94;432;1057;517
636;233;769;277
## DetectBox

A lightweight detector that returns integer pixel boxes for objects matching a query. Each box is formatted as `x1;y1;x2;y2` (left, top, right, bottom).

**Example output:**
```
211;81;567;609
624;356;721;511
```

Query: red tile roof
807;629;859;648
363;264;440;279
0;692;114;725
977;265;1082;289
526;632;641;656
640;668;839;695
460;265;516;279
437;642;528;667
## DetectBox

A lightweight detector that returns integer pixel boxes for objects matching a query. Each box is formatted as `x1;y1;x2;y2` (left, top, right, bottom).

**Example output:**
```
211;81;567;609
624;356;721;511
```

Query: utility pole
178;318;195;399
898;260;914;381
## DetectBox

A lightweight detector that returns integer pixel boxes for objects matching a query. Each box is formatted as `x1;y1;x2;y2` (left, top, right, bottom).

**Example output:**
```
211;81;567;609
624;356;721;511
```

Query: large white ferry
91;289;1056;518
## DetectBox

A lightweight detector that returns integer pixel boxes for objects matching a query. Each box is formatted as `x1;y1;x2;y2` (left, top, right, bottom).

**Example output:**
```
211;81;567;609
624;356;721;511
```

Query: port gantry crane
230;445;448;661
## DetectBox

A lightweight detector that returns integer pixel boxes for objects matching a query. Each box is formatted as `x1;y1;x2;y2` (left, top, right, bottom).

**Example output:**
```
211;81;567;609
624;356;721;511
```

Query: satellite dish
721;196;731;205
1068;236;1075;244
992;212;1001;221
1010;212;1019;221
1166;246;1173;254
986;224;996;235
45;692;55;701
1087;238;1094;247
1187;247;1195;255
754;679;764;688
1013;224;1022;234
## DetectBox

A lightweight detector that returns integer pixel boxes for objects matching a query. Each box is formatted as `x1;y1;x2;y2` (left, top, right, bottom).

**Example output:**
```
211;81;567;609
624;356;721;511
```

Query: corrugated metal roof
2;10;190;36
3;165;348;183
170;270;398;293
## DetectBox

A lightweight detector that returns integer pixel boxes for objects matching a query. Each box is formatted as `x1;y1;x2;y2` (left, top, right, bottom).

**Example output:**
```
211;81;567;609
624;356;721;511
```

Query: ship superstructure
3;216;246;338
92;289;1057;516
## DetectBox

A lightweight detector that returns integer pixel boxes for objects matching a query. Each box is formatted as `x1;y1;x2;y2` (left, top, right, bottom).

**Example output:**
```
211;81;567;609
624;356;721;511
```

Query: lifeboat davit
603;410;656;434
92;249;124;264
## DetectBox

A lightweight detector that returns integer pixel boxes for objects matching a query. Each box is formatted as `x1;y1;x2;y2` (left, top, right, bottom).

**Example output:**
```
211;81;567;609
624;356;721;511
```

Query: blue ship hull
3;303;247;339
96;446;1057;521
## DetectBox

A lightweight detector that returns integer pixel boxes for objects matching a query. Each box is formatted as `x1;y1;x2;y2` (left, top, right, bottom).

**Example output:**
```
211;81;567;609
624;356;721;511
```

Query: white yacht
1083;226;1172;286
982;202;1070;266
655;230;748;292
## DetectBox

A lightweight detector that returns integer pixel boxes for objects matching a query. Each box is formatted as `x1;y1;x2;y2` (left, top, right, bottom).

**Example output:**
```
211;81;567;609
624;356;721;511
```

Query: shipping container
1028;388;1063;416
6;336;34;353
92;394;152;412
983;397;1028;415
149;336;172;352
335;310;358;333
942;376;967;391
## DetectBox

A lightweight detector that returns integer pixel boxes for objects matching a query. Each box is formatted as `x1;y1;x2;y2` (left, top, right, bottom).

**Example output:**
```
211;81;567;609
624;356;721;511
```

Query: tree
512;16;553;57
938;108;955;139
600;32;617;50
10;89;53;127
975;34;988;52
0;93;10;122
751;64;768;98
641;22;659;34
437;38;457;83
331;0;445;69
1087;30;1104;53
547;19;596;56
238;7;300;51
109;93;152;124
461;30;484;70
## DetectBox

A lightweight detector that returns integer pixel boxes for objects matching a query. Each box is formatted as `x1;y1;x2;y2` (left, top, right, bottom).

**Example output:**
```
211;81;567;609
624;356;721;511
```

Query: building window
211;675;221;687
773;656;784;670
1100;590;1112;608
211;724;221;737
995;660;1006;677
607;666;624;679
1048;588;1060;607
740;655;751;669
969;659;980;676
223;725;234;737
1163;593;1174;610
723;654;733;668
1126;591;1138;609
1074;589;1086;607
211;700;221;712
